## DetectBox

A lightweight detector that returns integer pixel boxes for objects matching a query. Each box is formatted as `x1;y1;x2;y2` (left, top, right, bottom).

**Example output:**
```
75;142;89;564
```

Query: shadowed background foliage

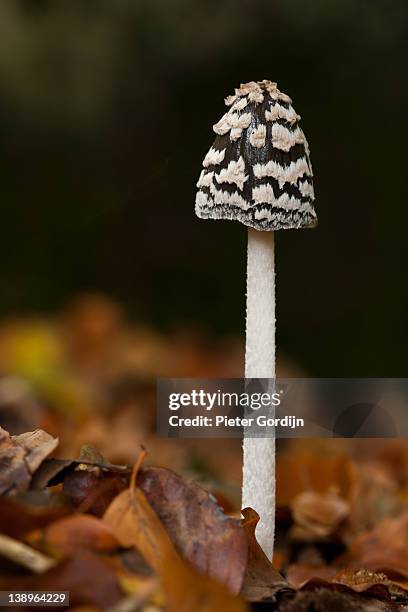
0;0;407;376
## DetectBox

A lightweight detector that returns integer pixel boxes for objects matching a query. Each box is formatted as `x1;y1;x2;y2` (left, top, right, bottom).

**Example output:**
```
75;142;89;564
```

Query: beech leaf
103;484;247;612
137;466;247;595
5;552;123;608
241;507;294;603
291;490;349;538
0;427;59;496
28;514;119;556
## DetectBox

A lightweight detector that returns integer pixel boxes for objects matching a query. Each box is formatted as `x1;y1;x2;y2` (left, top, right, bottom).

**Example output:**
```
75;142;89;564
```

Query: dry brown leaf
0;377;45;435
33;455;130;490
13;429;59;473
294;572;408;609
63;470;130;516
291;490;349;538
333;568;408;600
352;439;408;487
287;564;339;588
241;507;294;603
341;511;408;579
62;294;124;375
280;588;396;611
138;466;247;595
27;514;119;556
31;458;75;489
0;427;59;495
348;462;399;533
3;552;123;608
288;565;408;604
103;482;247;612
0;494;69;539
276;453;356;508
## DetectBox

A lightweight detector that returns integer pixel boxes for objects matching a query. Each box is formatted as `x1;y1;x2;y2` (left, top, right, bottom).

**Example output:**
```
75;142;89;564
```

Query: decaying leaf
0;376;44;435
59;460;247;591
63;469;130;515
341;511;408;579
0;493;69;539
287;563;339;588
0;427;59;495
276;453;356;508
240;507;294;603
32;455;130;490
279;588;396;612
332;568;408;601
27;514;119;556
5;552;123;609
291;490;349;538
137;466;247;595
103;475;247;612
78;442;107;465
348;462;399;533
30;458;77;489
10;429;59;474
289;565;408;603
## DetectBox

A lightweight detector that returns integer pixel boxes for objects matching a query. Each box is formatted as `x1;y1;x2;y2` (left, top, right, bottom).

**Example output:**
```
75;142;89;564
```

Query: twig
0;533;56;573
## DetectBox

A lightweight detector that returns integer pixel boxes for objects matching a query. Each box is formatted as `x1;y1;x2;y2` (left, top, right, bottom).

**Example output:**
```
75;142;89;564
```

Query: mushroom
195;80;317;559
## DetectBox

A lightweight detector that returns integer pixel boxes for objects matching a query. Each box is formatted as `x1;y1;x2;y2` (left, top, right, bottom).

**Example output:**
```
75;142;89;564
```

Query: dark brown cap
195;80;317;231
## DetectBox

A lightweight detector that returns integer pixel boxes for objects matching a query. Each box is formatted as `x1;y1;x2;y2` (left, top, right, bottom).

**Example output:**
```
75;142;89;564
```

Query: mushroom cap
195;80;317;231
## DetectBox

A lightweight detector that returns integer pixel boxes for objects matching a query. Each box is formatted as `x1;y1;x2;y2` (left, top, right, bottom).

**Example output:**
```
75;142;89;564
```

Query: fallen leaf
341;511;408;579
3;552;123;609
32;456;130;490
0;493;69;538
353;439;408;487
27;514;119;556
64;470;129;516
287;564;339;588
137;466;247;595
31;458;76;489
348;462;399;533
0;427;59;495
287;566;408;605
276;453;356;508
0;376;44;435
291;490;349;538
0;320;93;421
280;588;395;611
103;479;247;611
332;568;408;601
240;507;294;603
62;293;124;374
118;548;152;577
13;429;60;473
77;443;107;465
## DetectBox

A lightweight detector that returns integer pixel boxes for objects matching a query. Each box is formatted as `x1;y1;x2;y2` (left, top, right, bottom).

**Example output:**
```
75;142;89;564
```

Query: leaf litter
1;299;408;610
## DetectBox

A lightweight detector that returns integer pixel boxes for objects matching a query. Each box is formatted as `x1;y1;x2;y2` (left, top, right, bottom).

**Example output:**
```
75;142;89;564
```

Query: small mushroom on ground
195;80;317;560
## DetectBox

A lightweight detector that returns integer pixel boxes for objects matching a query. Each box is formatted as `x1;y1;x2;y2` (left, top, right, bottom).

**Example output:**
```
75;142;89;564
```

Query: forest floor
1;294;408;611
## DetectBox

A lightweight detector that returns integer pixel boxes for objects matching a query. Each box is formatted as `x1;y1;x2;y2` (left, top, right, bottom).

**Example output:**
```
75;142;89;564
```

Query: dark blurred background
0;0;407;377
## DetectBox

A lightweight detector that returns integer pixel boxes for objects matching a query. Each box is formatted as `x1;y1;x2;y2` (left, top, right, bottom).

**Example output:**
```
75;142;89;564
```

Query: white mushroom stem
243;228;276;560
